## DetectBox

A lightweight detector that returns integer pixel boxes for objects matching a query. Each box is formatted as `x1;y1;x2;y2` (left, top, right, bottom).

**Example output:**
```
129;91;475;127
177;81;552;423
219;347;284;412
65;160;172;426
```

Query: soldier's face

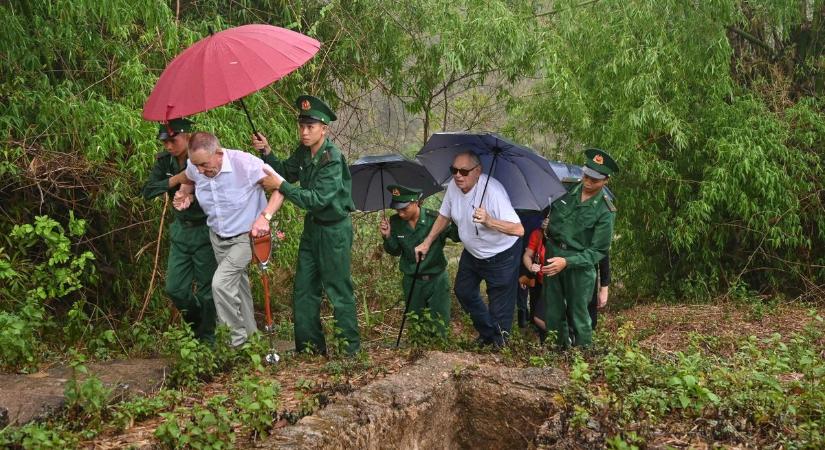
298;122;327;148
163;133;189;157
189;148;223;178
582;174;608;195
396;202;419;221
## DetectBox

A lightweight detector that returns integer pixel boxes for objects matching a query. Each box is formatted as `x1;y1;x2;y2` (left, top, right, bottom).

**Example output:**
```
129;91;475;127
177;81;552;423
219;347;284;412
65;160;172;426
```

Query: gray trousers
209;231;257;346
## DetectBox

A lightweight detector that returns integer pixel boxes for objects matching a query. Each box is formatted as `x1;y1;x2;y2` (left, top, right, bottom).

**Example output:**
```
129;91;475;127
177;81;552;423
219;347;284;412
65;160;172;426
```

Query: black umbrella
415;132;567;212
349;154;443;212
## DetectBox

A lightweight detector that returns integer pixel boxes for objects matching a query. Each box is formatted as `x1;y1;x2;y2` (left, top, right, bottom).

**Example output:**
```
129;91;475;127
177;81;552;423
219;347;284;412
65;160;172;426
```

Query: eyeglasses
449;164;479;176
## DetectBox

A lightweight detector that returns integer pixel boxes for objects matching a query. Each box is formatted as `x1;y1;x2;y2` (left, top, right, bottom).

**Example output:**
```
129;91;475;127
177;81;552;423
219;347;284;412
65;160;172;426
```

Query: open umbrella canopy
143;24;320;121
349;154;442;212
415;132;567;211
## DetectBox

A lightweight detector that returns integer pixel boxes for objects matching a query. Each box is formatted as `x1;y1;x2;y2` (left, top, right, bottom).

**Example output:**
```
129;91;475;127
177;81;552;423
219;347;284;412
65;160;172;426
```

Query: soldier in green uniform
251;95;360;355
541;148;618;348
379;184;458;336
141;118;217;343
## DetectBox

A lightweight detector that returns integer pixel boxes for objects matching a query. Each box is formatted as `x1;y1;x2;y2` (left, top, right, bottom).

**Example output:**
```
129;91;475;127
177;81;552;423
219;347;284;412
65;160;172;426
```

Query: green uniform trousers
165;221;217;342
543;265;596;348
293;216;361;355
401;271;451;336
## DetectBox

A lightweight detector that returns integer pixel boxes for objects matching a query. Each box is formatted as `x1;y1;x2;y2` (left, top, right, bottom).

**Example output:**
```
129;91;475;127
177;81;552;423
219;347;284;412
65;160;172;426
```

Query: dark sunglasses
449;164;479;176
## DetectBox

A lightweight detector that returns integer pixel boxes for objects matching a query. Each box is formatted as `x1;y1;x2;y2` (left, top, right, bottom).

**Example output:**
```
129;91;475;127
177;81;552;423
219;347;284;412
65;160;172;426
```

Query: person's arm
522;247;536;272
599;253;611;286
142;156;186;200
474;206;524;236
381;217;402;256
413;214;451;261
250;189;285;238
563;212;615;270
252;133;300;182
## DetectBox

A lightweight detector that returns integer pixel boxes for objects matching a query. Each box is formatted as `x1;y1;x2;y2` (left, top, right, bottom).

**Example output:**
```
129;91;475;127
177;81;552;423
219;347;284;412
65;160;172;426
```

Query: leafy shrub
63;352;111;434
233;376;281;439
162;325;216;389
155;396;235;450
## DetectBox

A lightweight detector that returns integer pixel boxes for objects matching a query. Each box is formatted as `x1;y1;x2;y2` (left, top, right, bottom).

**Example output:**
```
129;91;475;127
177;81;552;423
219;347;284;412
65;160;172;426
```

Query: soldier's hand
379;217;390;238
597;286;609;309
543;257;567;276
252;133;271;154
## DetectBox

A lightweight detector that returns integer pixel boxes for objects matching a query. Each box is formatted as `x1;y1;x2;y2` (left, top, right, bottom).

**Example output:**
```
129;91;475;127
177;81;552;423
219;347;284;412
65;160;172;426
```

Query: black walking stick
396;252;423;348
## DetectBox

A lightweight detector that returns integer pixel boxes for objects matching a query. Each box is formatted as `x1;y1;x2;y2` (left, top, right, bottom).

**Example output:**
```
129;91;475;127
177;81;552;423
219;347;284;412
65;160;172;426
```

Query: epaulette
320;148;332;165
155;150;170;159
603;194;617;212
425;209;438;218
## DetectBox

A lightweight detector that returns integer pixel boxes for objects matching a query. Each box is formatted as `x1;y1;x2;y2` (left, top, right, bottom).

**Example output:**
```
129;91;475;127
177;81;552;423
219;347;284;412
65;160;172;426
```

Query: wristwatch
262;211;273;221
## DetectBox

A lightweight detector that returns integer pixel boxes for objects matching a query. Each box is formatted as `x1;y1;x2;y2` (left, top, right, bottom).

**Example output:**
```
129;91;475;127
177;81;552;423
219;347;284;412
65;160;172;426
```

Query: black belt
310;215;347;226
178;218;207;227
413;273;439;281
216;231;245;241
548;237;569;250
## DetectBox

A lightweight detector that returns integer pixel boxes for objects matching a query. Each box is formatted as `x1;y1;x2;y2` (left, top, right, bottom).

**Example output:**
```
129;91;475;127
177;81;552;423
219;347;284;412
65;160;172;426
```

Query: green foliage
518;0;825;299
569;313;825;447
154;396;235;450
0;422;79;450
404;309;449;349
111;389;183;431
233;376;281;439
0;299;46;371
162;325;217;389
63;352;111;433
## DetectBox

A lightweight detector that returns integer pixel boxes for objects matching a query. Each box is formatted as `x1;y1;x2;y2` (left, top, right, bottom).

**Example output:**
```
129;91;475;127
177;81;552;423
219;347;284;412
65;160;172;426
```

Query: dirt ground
4;301;820;449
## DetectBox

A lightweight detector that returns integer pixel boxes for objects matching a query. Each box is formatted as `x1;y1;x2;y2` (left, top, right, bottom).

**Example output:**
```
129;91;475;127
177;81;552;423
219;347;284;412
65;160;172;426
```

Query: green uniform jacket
545;183;615;269
383;209;458;275
141;151;208;223
262;138;354;222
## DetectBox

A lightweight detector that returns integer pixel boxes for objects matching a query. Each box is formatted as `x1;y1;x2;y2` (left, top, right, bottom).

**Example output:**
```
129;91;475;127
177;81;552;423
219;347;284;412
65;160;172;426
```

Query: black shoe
473;335;491;347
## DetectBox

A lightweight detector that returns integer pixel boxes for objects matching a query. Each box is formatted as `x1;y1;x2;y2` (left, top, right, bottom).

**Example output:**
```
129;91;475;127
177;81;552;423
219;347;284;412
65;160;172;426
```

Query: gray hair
188;131;221;155
454;151;482;168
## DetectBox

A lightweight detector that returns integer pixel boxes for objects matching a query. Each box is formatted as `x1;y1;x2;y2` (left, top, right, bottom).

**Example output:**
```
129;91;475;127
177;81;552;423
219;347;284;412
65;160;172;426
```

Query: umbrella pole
238;98;261;140
475;153;499;235
380;166;386;218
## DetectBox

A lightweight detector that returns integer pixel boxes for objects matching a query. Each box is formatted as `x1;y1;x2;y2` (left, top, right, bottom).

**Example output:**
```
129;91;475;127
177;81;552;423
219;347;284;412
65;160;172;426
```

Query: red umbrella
142;24;320;130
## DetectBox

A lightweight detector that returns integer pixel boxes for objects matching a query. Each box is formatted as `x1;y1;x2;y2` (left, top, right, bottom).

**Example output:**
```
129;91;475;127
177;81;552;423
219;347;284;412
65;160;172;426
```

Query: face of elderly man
451;153;481;194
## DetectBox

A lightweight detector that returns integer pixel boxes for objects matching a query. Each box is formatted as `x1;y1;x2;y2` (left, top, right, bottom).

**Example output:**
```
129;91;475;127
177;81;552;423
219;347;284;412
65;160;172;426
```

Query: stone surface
0;358;170;426
261;352;567;450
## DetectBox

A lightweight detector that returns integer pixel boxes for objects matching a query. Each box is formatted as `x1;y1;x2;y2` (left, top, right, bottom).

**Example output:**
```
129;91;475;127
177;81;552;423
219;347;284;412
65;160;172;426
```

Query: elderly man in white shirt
174;131;284;347
415;151;523;348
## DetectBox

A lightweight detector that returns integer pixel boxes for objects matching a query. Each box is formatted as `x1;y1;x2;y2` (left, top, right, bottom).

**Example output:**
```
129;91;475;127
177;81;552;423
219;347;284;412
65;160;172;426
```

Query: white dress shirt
186;149;278;238
439;173;519;259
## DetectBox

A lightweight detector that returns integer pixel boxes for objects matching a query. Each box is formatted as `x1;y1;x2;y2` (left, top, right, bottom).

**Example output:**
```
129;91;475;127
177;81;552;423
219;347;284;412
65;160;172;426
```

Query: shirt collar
218;148;233;174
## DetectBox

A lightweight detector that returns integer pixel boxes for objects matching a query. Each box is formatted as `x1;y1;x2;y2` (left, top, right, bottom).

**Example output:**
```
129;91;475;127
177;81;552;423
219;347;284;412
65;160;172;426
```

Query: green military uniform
262;95;360;355
543;148;618;348
141;119;217;342
382;185;458;336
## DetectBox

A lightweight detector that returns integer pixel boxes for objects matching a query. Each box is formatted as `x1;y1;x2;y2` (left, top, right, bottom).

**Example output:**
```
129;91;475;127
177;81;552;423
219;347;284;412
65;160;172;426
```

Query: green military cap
582;148;619;180
157;118;194;141
387;184;422;209
295;95;337;125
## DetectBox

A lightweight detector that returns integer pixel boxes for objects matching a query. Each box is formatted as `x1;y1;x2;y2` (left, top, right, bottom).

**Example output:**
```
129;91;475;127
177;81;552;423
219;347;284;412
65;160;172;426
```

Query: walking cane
250;232;280;364
396;252;423;348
